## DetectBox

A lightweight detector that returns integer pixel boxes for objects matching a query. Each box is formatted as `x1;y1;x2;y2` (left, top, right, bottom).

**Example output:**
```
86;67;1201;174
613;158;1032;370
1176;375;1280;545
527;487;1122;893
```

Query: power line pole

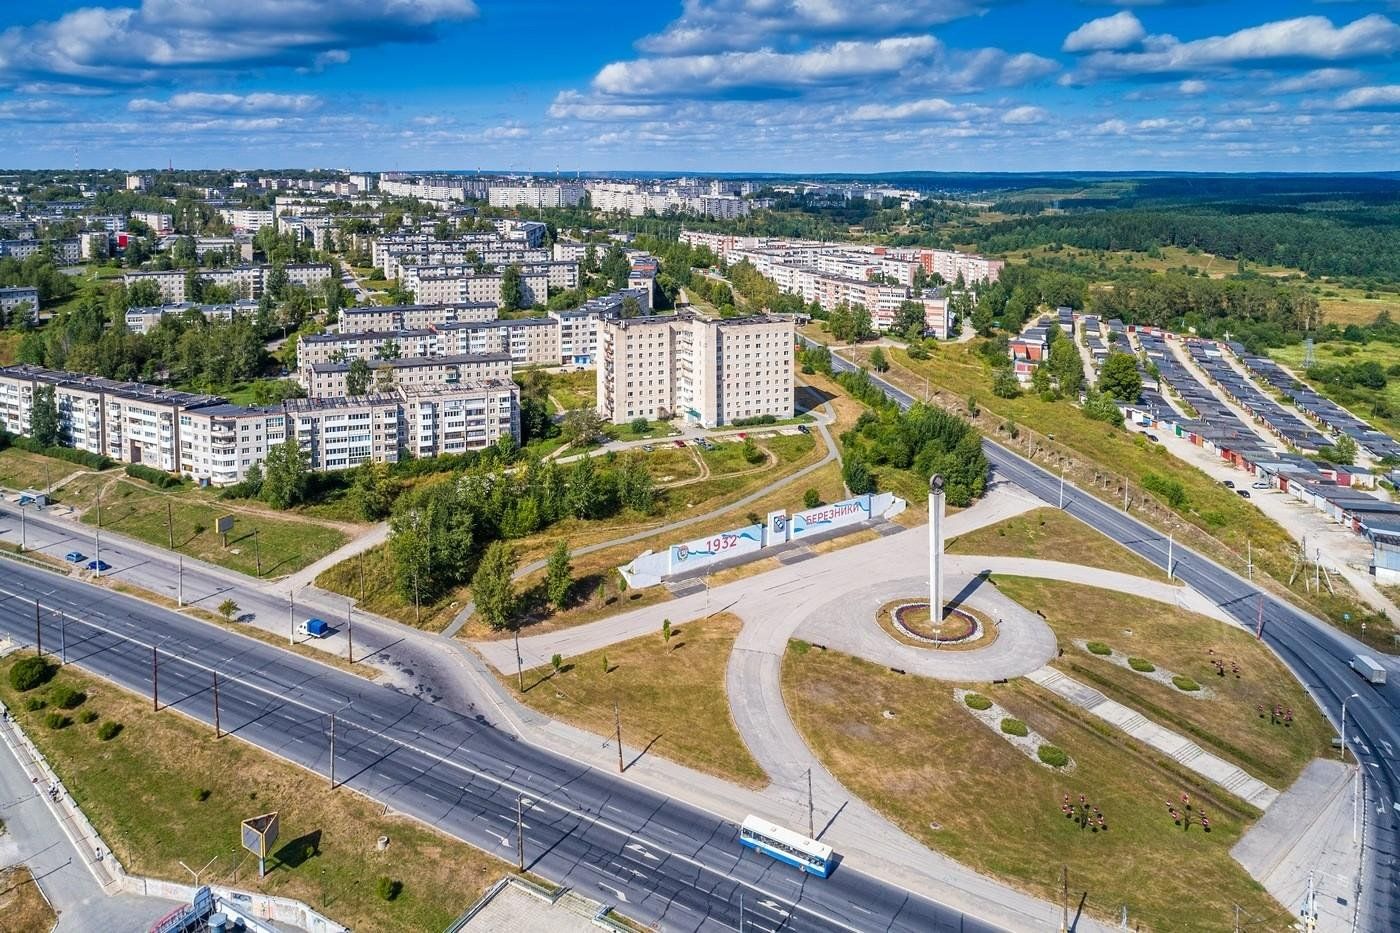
212;672;220;738
166;499;174;549
515;794;525;871
806;768;814;838
1060;865;1069;933
253;529;261;577
346;604;354;664
614;701;624;773
58;612;65;665
33;601;41;657
151;646;159;711
177;554;184;607
514;626;523;692
328;712;336;788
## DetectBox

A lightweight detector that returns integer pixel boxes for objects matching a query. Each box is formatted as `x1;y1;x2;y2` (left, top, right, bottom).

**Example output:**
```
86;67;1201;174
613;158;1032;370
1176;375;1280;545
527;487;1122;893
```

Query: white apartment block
406;267;551;307
397;381;519;459
132;211;174;235
596;313;794;427
123;263;331;303
0;239;81;265
891;246;1004;284
125;174;152;191
302;319;558;371
487;184;585;209
218;208;275;232
284;394;402;471
378;174;489;203
124;300;259;335
303;352;512;399
337;302;497;333
179;403;287;486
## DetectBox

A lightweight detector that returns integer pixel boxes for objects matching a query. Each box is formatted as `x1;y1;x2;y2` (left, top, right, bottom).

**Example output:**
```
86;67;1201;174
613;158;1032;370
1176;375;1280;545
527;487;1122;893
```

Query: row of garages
1181;340;1331;452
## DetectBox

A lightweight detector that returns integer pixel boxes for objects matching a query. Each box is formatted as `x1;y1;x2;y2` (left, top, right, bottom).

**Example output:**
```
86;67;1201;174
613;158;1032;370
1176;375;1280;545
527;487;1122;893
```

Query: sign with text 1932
667;524;763;574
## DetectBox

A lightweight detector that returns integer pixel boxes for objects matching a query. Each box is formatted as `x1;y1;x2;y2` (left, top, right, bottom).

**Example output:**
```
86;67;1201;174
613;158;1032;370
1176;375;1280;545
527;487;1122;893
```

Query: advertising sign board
668;524;763;574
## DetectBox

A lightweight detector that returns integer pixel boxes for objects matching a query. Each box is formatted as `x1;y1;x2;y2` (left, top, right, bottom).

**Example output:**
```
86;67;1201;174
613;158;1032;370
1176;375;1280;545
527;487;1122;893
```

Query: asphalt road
0;559;1000;933
813;340;1399;930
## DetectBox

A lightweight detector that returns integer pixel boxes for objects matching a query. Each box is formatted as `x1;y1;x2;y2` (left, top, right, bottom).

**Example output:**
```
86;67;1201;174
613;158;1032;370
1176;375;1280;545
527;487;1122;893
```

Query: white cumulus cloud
128;92;322;114
1333;85;1400;110
1063;12;1145;53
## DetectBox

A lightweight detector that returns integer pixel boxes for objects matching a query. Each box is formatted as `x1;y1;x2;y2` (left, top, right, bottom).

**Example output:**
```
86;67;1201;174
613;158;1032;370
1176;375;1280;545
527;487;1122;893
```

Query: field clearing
0;866;54;932
948;507;1167;580
56;476;351;579
546;369;596;410
782;645;1290;933
0;447;94;493
0;654;510;933
506;612;764;787
1269;341;1400;441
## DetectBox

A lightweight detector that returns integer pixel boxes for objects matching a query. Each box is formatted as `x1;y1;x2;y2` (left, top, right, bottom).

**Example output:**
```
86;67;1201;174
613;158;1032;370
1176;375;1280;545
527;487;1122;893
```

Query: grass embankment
546;369;596;411
0;654;509;932
55;475;350;579
782;645;1289;933
0;866;55;932
318;430;831;633
0;447;93;493
948;507;1168;580
995;576;1332;789
1270;340;1400;441
822;335;1394;649
507;612;765;787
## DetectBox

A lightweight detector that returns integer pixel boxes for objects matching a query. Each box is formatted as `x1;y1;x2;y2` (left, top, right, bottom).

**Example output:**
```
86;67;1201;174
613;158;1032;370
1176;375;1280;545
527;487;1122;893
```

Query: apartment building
179;404;287;485
132;211;174;235
596;313;794;427
303;352;512;399
487;183;585;209
0;239;81;265
337;302;497;334
406;267;551;307
284;394;402;471
398;381;520;458
125;300;259;335
0;286;39;322
895;247;1004;284
218;208;275;232
123;263;331;303
0;365;221;471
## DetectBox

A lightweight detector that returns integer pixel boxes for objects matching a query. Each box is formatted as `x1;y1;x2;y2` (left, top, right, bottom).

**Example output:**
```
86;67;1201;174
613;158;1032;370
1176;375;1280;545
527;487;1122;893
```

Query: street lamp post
1340;692;1360;761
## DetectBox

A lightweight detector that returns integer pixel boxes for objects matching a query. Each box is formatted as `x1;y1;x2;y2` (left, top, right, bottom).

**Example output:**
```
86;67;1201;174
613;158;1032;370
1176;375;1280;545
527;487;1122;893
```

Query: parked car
297;618;331;639
64;551;84;563
86;559;111;572
640;444;654;452
1145;433;1160;443
1222;480;1235;489
1251;481;1270;490
1236;489;1251;499
797;424;811;434
673;439;686;448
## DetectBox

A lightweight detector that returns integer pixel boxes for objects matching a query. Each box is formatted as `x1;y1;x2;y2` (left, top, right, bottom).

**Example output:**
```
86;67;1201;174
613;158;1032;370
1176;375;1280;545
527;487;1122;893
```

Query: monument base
876;599;997;650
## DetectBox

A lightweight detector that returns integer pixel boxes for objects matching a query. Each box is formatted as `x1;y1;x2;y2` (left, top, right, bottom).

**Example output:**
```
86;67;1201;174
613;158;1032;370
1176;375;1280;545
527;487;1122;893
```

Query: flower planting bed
875;600;997;651
1074;640;1212;698
955;688;1074;772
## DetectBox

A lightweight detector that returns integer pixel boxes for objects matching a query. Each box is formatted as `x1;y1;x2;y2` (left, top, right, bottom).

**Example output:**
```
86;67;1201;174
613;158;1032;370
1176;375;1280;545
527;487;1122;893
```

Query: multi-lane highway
812;341;1399;930
0;558;997;933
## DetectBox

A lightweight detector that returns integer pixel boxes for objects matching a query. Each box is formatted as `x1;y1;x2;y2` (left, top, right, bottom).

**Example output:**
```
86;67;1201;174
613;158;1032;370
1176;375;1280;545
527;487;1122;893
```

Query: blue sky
1;0;1398;173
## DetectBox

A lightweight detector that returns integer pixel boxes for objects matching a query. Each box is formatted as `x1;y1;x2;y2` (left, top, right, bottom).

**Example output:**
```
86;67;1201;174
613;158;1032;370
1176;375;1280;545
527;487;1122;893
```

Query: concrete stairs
1025;666;1279;810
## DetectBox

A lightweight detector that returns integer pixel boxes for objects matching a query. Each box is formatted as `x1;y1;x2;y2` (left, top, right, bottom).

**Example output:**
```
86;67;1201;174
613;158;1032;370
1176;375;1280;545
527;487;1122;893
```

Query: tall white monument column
929;474;946;621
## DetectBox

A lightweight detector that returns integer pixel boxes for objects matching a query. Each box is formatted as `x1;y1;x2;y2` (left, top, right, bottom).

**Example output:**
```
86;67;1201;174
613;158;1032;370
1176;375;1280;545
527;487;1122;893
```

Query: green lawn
606;420;680;442
546;369;597;410
949;507;1167;580
508;612;765;787
783;645;1290;933
0;654;509;932
0;448;96;493
994;576;1333;789
58;476;349;579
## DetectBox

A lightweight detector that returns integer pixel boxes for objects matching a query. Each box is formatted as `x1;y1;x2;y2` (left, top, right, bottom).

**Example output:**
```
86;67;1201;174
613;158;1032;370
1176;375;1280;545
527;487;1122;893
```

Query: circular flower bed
1086;641;1112;656
1172;675;1201;692
964;693;992;711
891;602;981;644
1128;657;1156;673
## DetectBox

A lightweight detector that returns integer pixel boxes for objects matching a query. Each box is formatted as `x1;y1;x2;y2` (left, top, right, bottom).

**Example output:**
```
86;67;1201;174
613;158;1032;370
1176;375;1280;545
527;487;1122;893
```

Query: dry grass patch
0;654;508;932
948;507;1168;580
0;866;55;933
994;576;1333;789
782;646;1289;933
0;448;94;493
506;612;765;787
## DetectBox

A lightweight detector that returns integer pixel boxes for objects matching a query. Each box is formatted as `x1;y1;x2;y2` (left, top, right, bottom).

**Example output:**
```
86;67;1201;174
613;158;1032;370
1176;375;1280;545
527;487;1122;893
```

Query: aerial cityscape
0;2;1395;932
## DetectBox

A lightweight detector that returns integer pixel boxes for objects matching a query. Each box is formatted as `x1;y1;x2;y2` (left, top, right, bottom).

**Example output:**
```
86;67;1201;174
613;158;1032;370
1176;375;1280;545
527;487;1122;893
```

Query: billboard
790;495;871;541
668;524;763;574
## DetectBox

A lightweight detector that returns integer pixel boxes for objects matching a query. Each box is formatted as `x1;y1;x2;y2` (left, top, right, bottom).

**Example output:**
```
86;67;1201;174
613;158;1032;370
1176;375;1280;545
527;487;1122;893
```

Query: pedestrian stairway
1025;666;1279;810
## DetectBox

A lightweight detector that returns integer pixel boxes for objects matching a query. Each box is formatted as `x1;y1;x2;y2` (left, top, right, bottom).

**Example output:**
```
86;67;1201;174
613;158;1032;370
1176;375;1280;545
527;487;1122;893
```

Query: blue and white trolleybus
739;815;833;877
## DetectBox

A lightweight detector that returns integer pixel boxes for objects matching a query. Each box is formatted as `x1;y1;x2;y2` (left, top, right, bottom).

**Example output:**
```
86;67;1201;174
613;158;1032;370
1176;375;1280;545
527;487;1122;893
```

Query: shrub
1000;717;1029;737
49;684;85;710
1128;657;1156;673
23;697;45;712
732;414;778;427
803;488;821;509
376;877;402;901
9;657;54;692
1037;745;1069;768
79;709;98;724
963;693;992;711
1172;676;1201;692
96;721;123;741
7;436;112;470
124;463;182;488
195;788;212;802
789;639;811;656
43;712;69;730
1086;642;1112;656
